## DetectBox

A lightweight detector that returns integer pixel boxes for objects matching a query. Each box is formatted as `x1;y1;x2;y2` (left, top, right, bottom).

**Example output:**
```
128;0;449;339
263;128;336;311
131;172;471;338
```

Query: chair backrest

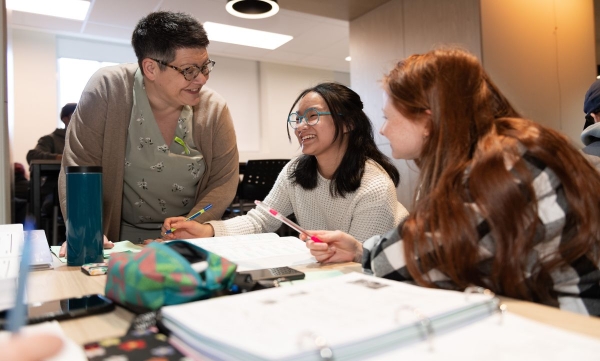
238;159;290;201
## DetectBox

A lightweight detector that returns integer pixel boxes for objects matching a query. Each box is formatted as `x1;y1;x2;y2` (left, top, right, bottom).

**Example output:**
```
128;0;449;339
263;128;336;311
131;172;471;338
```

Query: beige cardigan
58;64;239;242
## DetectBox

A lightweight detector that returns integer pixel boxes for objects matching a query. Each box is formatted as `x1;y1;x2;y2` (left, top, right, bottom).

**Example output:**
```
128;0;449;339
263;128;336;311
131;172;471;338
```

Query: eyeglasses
288;108;332;129
150;58;216;81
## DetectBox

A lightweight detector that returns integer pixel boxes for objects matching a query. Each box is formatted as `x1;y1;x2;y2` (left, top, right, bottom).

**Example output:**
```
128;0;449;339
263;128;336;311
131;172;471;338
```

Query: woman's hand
59;235;114;257
160;217;215;240
0;334;63;361
302;230;363;264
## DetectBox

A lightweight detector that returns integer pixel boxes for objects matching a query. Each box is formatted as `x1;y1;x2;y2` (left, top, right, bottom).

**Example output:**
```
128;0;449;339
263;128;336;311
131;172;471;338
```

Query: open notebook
161;272;501;361
183;233;316;271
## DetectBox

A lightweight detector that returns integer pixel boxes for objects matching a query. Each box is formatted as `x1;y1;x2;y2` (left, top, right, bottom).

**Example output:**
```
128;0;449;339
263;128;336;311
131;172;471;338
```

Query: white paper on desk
184;234;317;271
0;224;24;259
0;321;86;361
0;277;19;311
366;312;600;361
0;225;53;273
25;230;54;270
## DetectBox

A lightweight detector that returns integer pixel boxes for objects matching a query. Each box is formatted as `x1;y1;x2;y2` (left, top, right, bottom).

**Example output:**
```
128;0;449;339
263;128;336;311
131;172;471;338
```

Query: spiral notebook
161;272;500;361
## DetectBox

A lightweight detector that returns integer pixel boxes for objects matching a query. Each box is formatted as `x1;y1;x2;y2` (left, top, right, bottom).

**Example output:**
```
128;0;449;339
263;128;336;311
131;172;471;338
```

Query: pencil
165;204;213;235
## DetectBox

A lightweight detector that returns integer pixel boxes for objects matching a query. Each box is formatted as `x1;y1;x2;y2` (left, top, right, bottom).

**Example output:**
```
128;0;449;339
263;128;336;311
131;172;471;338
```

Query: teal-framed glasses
288;108;332;129
151;58;216;81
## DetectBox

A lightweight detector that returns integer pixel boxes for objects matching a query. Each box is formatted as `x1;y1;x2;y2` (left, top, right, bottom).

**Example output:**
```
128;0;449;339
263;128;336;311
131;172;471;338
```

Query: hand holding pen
254;201;323;243
160;204;214;240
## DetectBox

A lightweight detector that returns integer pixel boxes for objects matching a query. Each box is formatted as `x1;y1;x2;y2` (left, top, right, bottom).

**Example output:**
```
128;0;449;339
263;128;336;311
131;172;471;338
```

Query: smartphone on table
239;267;305;282
0;294;114;328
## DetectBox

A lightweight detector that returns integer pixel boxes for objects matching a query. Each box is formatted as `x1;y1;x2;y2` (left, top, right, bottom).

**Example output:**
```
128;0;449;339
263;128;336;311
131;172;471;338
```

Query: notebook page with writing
184;233;316;271
162;272;497;361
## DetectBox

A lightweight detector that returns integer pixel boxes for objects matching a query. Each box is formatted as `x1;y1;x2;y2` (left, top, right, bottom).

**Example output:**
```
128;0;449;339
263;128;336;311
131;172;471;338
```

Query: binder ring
464;286;505;324
297;331;334;360
395;305;435;351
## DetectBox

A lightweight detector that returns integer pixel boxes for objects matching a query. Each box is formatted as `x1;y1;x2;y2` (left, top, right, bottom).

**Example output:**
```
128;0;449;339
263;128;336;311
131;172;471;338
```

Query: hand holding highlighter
254;200;323;243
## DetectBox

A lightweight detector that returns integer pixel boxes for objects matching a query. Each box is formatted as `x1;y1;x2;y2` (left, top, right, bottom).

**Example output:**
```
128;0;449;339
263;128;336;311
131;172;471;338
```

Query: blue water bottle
65;166;103;266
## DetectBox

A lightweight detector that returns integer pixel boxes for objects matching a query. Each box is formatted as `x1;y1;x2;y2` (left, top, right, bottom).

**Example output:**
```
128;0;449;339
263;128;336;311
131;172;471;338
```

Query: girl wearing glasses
162;82;409;243
306;49;600;316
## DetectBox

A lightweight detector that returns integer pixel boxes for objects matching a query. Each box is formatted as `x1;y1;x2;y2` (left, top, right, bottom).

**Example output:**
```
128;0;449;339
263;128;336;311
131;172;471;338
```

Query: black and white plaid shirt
363;152;600;316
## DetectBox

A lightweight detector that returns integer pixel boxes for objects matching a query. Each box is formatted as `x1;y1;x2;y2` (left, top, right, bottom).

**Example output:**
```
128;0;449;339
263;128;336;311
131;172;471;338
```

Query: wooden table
28;257;600;346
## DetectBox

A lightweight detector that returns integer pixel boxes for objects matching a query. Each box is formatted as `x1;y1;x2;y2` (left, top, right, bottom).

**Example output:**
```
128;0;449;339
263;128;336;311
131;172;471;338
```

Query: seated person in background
26;102;75;163
13;162;29;224
26;103;75;220
581;79;600;157
162;82;409;243
307;48;600;316
58;11;238;252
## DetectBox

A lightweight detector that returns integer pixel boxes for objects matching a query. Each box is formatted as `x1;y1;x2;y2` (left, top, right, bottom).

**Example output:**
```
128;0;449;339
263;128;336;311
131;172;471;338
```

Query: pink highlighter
254;200;323;243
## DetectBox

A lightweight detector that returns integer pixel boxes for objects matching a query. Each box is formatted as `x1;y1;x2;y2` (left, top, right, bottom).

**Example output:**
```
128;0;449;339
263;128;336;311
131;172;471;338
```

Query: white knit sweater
208;158;409;242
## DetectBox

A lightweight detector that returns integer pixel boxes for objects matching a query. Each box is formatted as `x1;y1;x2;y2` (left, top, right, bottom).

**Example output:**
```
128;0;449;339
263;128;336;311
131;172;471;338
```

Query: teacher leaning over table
57;10;239;255
306;48;600;317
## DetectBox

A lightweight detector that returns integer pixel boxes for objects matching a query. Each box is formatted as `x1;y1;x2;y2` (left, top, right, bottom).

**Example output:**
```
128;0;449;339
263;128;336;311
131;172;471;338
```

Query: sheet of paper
50;241;143;263
366;312;600;361
184;234;317;271
25;230;54;270
0;224;24;259
0;277;18;311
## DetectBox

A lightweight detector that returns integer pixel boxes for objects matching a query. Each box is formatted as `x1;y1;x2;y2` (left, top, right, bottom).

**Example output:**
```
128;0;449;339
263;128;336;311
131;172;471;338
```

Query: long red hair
384;48;600;303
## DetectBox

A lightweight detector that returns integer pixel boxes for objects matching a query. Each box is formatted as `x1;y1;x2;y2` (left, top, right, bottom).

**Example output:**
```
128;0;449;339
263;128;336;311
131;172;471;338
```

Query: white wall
350;0;595;211
0;0;9;223
350;0;482;210
12;29;57;178
481;0;596;146
10;29;350;174
251;62;350;161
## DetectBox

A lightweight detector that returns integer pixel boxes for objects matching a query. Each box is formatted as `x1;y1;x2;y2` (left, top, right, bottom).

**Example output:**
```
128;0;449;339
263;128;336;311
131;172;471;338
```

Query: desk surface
28;257;600;346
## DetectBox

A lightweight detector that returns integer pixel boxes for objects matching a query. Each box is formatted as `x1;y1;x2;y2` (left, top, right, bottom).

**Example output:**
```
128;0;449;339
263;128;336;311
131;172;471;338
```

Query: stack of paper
0;225;53;274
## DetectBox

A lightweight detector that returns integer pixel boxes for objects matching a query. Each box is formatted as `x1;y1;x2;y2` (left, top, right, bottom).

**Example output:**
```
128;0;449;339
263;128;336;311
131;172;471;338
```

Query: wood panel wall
349;0;481;210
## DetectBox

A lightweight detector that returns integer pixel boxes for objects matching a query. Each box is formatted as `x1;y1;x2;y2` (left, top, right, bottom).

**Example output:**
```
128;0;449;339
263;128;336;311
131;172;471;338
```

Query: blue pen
165;204;213;235
7;219;34;334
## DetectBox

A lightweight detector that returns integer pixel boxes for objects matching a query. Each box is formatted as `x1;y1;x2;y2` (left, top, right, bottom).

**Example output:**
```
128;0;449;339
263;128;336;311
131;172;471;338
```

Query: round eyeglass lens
305;109;320;126
183;67;200;81
288;113;301;128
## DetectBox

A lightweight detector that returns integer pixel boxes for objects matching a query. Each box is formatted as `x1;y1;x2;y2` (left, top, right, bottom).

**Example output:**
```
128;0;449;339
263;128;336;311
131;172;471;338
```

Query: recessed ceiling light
226;0;279;19
204;22;292;50
6;0;90;21
345;56;351;61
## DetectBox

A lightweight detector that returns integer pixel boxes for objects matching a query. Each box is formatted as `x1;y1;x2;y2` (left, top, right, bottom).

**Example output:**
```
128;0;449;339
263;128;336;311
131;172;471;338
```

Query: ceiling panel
5;0;391;73
87;0;162;28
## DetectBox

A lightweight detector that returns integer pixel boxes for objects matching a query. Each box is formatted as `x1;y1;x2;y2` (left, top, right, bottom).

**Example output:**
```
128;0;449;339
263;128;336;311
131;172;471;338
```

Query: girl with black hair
162;82;408;242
